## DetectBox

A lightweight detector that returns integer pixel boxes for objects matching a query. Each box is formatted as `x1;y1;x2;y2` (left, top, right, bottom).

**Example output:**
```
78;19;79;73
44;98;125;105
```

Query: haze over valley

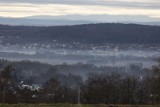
0;23;160;68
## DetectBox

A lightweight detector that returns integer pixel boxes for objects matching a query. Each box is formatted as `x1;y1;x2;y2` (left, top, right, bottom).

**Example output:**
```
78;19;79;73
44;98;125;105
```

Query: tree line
0;60;160;104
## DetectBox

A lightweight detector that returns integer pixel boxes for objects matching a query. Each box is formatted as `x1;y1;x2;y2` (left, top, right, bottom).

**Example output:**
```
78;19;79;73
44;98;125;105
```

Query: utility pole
78;86;80;104
2;84;5;104
77;82;81;104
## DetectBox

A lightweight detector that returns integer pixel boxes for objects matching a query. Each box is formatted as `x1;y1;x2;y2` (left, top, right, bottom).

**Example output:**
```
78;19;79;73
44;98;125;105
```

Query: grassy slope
0;104;159;107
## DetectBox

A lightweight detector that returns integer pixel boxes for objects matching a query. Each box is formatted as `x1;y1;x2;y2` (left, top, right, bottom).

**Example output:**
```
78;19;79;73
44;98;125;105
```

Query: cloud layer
0;0;160;9
0;0;160;20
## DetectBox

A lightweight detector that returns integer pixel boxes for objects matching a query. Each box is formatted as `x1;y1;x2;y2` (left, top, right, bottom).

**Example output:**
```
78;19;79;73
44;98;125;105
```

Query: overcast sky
0;0;160;20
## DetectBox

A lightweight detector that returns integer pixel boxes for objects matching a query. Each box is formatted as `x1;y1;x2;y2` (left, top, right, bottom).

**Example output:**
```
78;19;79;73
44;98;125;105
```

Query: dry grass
0;104;159;107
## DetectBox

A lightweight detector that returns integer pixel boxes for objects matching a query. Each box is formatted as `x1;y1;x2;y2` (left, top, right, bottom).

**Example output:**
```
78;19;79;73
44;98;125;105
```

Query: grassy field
0;104;159;107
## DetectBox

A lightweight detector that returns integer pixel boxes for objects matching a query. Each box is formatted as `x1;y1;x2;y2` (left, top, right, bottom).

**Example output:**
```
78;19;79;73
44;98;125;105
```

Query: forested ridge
0;23;160;45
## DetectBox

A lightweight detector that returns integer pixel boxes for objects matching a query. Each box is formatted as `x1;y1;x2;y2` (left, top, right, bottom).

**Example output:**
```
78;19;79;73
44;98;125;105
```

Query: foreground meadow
0;104;160;107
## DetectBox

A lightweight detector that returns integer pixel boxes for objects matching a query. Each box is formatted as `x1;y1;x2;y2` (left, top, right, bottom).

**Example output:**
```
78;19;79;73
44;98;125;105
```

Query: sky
0;0;160;19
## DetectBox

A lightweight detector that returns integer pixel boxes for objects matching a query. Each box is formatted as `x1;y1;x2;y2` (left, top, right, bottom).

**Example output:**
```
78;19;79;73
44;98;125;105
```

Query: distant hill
0;17;92;26
26;15;160;26
0;15;160;26
0;23;160;45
